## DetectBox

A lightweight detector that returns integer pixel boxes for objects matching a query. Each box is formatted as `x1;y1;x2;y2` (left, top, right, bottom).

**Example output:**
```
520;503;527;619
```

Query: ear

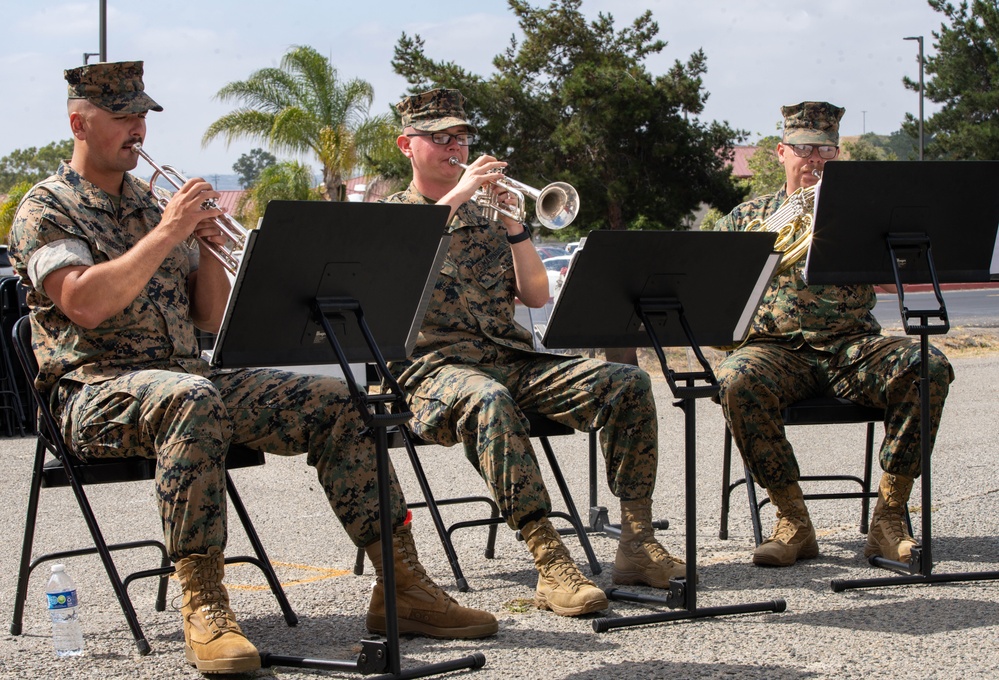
396;134;413;158
69;110;87;140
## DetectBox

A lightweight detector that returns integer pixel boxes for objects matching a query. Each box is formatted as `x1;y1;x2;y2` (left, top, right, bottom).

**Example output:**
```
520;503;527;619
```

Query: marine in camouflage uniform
385;88;686;617
710;101;954;567
9;62;495;672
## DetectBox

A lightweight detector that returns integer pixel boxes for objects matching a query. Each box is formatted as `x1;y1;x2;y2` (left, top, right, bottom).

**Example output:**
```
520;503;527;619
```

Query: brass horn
132;143;248;275
449;157;580;230
745;169;821;275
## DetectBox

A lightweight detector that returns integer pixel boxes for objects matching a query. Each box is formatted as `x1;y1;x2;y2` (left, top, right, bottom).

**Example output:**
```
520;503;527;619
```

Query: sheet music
206;229;258;366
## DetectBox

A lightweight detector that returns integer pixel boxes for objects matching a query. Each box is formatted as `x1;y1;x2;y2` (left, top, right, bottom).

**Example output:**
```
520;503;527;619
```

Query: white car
541;255;572;299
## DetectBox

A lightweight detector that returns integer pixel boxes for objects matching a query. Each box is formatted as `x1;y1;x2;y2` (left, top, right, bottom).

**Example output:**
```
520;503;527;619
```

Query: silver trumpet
449;156;580;230
132;143;248;275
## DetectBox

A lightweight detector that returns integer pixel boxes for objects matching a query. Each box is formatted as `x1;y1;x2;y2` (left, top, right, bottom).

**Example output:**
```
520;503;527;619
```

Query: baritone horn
745;169;822;275
132;143;248;275
449;157;580;230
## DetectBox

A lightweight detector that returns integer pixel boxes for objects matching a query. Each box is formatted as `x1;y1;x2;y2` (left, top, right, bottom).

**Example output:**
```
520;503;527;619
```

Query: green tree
235;160;322;227
0;181;32;242
232;148;277;188
744;135;783;198
202;45;391;201
390;0;746;235
842;134;899;161
0;140;73;193
902;0;999;159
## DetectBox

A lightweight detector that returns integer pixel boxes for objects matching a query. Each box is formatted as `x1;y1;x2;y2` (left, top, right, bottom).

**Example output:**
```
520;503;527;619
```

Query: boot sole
185;647;261;673
366;614;499;640
752;541;820;567
535;592;609;617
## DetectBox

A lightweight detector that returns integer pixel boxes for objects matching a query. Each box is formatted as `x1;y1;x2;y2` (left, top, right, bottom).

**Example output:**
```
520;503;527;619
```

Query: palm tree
202;45;391;201
235;160;322;227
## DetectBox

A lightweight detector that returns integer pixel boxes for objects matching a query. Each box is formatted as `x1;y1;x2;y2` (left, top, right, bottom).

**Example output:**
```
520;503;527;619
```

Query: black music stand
541;230;788;631
804;160;999;592
212;200;486;678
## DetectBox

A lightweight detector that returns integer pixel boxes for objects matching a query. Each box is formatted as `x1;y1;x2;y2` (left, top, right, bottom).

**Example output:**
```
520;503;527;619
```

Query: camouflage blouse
8;162;205;395
713;187;881;355
384;183;537;385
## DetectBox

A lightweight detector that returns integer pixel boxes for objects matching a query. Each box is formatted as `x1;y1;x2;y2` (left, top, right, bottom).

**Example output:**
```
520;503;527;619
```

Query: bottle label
47;590;78;609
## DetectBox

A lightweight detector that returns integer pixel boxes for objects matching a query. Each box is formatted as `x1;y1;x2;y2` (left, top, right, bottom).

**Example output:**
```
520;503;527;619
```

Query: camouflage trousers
715;336;954;490
56;367;407;561
401;349;659;529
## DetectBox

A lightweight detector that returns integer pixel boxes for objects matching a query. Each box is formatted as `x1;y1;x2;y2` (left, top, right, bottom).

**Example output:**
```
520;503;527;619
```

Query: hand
453;155;507;203
158;178;223;245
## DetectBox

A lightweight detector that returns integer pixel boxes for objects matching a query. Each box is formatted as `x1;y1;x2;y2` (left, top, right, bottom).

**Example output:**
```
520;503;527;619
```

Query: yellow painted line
171;561;352;591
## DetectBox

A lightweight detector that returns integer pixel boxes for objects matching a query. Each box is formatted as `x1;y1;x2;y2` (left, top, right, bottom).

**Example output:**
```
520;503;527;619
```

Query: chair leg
10;440;45;636
720;427;733;540
225;471;298;626
536;436;601;576
861;422;876;534
63;458;152;655
746;465;764;547
400;428;473;592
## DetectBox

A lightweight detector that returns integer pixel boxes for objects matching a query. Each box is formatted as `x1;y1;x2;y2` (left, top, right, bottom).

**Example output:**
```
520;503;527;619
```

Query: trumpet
132;143;248;275
449;157;580;230
745;169;822;275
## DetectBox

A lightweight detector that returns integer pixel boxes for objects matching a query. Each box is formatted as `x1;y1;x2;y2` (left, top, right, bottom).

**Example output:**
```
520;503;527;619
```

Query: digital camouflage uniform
712;190;954;490
384;184;659;530
9;162;406;561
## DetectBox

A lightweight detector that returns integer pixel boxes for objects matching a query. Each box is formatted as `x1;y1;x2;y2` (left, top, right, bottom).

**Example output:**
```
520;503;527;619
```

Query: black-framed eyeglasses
787;143;839;160
405;132;477;146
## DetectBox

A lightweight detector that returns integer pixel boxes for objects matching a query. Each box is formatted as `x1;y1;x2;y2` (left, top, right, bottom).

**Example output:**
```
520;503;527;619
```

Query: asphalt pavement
2;352;999;679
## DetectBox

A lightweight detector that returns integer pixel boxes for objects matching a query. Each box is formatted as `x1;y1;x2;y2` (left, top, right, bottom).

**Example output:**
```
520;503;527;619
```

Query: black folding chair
354;410;601;592
9;316;298;655
720;396;889;545
0;276;29;436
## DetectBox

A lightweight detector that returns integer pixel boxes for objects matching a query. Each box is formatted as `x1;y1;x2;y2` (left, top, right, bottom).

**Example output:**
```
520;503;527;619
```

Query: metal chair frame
720;396;887;545
9;316;297;656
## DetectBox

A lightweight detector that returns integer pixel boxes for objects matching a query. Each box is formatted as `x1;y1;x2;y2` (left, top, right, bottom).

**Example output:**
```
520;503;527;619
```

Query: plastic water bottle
46;564;84;657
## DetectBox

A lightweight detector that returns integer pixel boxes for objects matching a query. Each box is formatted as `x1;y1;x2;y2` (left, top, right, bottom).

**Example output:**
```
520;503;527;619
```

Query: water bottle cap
51;564;65;573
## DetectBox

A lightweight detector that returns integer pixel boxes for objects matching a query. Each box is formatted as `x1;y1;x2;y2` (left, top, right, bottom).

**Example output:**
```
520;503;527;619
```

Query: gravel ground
2;351;998;680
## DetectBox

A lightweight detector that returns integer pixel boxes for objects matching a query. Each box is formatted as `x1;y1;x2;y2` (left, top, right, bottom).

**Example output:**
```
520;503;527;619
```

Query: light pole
84;0;107;64
904;35;924;160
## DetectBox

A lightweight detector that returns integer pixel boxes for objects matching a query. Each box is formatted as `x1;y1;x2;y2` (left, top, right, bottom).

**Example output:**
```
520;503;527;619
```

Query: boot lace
768;515;801;544
395;530;456;604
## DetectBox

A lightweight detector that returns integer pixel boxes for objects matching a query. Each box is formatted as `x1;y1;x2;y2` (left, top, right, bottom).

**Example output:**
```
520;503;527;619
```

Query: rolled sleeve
27;238;95;295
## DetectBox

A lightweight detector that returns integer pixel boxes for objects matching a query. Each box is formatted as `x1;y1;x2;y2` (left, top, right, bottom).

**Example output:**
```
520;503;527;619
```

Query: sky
0;0;949;180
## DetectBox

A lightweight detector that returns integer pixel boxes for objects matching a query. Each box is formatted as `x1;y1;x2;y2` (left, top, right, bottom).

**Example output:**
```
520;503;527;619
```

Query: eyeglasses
786;144;839;160
405;132;477;146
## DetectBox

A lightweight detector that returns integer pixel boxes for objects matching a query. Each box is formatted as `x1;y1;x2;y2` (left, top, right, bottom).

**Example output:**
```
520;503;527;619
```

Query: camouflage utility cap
65;60;163;114
396;88;475;132
781;101;844;145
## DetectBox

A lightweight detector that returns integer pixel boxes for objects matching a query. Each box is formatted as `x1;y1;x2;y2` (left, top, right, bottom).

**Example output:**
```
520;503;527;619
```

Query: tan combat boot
523;517;608;616
865;473;918;562
365;524;498;639
175;546;260;674
613;498;689;587
752;483;819;567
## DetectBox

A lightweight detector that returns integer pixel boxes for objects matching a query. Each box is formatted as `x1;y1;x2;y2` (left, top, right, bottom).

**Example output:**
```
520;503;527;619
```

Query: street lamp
83;1;108;64
904;35;924;161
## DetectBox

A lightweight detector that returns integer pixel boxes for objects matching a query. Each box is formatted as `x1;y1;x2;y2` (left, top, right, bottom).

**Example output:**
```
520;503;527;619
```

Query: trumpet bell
536;182;579;230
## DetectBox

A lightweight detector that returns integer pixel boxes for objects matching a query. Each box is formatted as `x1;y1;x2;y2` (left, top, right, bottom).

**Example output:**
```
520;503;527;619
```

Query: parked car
536;245;568;260
541;255;572;298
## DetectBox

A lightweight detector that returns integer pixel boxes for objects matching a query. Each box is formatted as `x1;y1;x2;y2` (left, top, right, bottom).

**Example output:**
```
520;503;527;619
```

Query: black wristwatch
506;225;532;244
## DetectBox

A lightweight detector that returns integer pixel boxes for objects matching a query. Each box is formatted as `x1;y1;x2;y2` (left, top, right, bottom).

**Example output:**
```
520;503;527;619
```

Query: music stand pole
831;235;999;591
261;299;487;678
593;300;786;632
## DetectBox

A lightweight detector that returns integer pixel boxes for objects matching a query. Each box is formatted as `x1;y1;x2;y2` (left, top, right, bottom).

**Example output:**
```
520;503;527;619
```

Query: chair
354;407;602;592
720;396;887;545
9;316;297;656
0;276;29;436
